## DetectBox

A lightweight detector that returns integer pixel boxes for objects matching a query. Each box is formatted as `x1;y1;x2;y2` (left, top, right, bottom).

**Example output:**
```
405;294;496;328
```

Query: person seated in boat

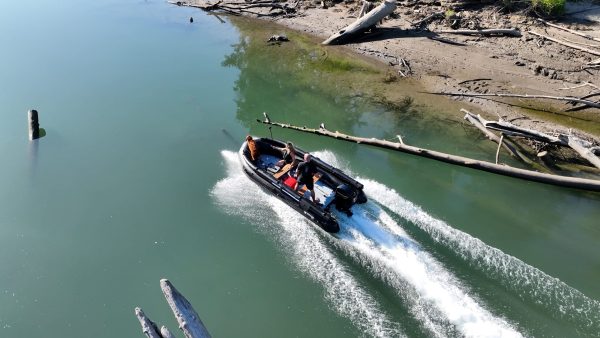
275;142;297;168
294;153;320;204
246;135;260;161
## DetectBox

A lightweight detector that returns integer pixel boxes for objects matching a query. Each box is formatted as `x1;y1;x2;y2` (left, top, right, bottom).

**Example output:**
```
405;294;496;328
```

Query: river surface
1;0;599;337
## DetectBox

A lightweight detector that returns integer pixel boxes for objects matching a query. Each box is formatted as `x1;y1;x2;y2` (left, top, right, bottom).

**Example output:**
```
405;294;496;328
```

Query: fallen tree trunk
322;0;397;45
438;28;521;37
257;117;600;192
528;31;600;57
426;91;600;109
536;18;600;42
161;279;212;338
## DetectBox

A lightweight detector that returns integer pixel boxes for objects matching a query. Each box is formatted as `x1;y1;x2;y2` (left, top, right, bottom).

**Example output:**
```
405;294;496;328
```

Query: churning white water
212;150;404;338
359;178;600;333
212;150;522;337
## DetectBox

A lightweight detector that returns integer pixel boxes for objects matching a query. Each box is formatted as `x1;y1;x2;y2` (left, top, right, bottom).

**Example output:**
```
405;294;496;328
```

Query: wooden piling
28;109;40;140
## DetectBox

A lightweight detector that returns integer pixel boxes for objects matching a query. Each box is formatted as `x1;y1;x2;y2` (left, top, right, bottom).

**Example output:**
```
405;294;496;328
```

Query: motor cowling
334;184;357;215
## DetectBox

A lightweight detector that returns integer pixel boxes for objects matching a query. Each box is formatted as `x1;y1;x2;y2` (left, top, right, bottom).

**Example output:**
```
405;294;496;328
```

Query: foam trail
315;151;523;336
332;202;521;338
215;150;522;337
211;150;403;338
361;178;600;333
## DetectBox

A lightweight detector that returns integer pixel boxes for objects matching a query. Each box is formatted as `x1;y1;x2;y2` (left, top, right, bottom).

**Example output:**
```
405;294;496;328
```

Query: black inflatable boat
239;137;367;233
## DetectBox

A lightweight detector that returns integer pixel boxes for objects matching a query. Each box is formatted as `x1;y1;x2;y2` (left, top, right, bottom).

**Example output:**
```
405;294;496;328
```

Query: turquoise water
1;1;599;337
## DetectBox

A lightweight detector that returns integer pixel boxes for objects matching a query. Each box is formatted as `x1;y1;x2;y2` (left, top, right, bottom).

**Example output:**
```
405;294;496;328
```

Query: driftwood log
564;136;600;169
257;116;600;192
462;109;537;166
426;91;600;109
135;279;211;338
463;109;600;170
438;28;522;37
135;308;161;338
161;279;212;338
528;31;600;57
322;0;397;45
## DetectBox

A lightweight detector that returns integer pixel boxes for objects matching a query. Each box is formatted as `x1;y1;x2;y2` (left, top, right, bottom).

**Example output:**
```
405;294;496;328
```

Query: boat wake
212;149;598;337
359;178;600;334
212;150;403;338
212;150;522;337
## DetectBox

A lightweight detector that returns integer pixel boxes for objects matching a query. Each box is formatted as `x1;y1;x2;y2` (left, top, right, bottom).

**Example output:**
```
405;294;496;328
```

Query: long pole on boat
263;112;274;139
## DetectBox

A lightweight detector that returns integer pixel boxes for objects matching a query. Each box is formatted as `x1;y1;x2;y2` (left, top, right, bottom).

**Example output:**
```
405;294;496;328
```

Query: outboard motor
334;184;357;216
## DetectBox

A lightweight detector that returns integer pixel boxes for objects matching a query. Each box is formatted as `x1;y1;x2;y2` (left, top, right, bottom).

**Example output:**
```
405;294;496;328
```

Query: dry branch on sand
528;31;600;57
426;91;600;109
411;11;444;28
437;28;522;37
536;18;600;43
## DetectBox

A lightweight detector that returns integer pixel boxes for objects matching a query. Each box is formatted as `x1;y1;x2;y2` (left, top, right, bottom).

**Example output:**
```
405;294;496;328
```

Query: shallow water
1;0;599;337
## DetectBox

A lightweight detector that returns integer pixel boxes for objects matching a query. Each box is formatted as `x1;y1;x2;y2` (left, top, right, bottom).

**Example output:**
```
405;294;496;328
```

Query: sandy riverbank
186;0;600;142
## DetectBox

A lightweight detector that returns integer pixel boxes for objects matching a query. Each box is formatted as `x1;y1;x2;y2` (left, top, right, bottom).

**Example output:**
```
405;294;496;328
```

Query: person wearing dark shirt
294;153;319;203
275;142;296;167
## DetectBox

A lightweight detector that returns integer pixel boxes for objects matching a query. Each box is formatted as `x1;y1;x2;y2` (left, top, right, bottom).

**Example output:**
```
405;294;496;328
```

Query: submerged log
322;0;397;45
161;279;212;338
257;117;600;192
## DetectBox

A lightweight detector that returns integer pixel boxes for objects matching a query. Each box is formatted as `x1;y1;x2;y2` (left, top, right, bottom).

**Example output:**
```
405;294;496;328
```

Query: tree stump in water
28;109;40;140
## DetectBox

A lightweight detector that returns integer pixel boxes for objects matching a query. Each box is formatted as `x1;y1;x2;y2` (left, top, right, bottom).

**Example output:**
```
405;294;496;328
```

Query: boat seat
273;163;293;180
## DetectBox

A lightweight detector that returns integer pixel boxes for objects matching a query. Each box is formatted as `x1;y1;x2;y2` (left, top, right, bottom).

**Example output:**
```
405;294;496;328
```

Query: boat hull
238;137;367;233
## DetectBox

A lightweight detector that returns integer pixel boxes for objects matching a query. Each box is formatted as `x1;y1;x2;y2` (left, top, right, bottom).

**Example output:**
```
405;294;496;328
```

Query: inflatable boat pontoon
239;137;367;233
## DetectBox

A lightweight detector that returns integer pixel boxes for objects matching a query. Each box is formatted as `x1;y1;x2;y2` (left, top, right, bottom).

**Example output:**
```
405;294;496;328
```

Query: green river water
1;0;599;337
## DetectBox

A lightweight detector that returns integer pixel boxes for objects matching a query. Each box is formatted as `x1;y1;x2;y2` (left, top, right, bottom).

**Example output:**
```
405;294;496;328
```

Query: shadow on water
28;129;45;178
